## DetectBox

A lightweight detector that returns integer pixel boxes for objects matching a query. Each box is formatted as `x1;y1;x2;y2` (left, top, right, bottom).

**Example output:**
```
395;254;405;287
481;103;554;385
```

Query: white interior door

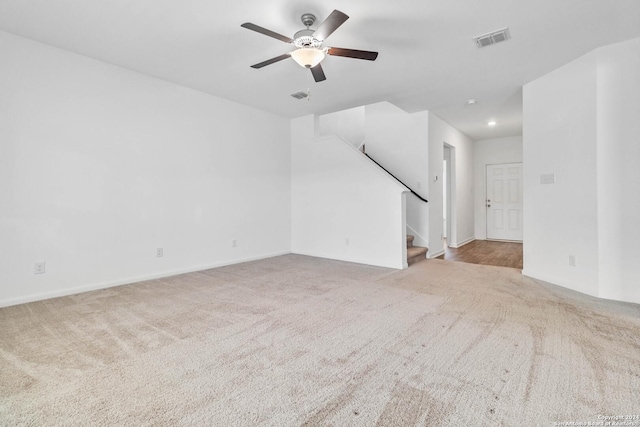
486;163;523;241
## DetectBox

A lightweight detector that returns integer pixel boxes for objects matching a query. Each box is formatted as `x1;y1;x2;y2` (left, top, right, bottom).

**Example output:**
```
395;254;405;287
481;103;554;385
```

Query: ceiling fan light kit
241;9;378;82
290;48;325;68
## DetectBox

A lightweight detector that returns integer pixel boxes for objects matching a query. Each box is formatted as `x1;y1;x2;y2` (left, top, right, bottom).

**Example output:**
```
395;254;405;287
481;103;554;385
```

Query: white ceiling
1;0;639;140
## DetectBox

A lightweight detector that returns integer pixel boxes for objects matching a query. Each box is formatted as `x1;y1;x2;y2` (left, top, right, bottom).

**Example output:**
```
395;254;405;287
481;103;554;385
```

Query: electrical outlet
569;255;576;267
417;181;422;189
157;248;163;258
232;239;237;248
540;173;556;184
34;262;46;274
345;238;350;246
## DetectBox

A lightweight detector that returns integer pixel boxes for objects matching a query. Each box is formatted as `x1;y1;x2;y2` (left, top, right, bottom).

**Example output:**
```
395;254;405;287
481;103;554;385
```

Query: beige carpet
1;255;639;426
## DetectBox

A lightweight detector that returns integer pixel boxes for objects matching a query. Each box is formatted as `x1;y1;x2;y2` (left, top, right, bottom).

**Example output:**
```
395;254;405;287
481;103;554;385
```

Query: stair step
407;245;428;265
406;234;415;248
407;246;427;258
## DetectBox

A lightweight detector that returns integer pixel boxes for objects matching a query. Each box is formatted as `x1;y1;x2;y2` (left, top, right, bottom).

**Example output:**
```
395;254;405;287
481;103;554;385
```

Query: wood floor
437;239;523;269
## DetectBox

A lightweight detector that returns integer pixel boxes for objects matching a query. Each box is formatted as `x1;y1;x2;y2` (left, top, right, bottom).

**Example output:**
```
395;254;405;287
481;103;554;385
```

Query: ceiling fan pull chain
305;68;312;100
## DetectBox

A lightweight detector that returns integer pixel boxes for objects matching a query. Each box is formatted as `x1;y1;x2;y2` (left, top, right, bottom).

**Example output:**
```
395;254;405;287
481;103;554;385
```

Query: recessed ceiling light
466;99;477;106
487;121;497;126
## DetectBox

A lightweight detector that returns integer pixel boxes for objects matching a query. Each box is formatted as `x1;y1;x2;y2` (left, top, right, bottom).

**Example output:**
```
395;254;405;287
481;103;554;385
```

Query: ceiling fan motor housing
293;29;323;48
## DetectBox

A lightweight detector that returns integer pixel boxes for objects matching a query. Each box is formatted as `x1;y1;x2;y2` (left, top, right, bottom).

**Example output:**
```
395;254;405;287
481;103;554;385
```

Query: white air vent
474;28;511;48
476;35;493;48
290;91;308;99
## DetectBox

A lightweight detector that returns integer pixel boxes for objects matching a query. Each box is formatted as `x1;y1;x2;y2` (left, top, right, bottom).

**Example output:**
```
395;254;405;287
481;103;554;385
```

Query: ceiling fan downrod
300;13;316;28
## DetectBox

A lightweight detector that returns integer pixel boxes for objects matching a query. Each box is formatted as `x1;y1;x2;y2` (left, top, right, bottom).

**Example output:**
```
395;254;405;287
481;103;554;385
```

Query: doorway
438;240;523;269
486;163;523;241
443;144;453;246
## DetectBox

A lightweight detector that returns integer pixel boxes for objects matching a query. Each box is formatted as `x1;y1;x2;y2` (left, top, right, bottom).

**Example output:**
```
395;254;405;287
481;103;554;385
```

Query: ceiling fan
241;10;378;82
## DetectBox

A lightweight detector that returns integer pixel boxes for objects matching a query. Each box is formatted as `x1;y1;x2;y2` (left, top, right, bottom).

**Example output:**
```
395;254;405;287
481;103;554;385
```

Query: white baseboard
449;237;475;249
291;250;403;270
0;250;291;308
521;269;597;298
428;249;445;259
523;270;640;305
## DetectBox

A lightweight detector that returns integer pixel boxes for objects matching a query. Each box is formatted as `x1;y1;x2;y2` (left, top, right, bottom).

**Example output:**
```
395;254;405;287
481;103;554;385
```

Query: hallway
437;240;523;269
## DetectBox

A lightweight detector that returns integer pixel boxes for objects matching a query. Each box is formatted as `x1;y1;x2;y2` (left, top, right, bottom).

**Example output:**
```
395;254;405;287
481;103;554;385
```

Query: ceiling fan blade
313;10;349;41
241;23;293;44
250;53;291;69
310;64;326;82
327;47;378;61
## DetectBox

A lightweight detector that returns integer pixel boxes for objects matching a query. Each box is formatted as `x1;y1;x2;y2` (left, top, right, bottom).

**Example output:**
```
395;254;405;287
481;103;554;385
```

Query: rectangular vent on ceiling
474;27;511;48
290;91;308;100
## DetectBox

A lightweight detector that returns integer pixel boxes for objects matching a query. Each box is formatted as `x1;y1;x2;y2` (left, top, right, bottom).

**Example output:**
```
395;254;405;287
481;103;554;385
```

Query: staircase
407;235;428;265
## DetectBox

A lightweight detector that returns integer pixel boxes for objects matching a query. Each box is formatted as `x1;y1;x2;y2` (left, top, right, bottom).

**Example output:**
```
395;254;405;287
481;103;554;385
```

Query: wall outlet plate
157;248;163;257
34;262;46;274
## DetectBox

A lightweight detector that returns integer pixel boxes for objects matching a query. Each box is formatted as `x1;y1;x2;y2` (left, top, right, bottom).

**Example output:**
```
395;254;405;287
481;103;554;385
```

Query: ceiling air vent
290;91;308;100
474;28;511;48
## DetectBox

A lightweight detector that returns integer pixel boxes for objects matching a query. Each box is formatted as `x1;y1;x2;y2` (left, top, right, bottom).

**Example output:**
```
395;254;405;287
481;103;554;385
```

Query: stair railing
363;151;428;203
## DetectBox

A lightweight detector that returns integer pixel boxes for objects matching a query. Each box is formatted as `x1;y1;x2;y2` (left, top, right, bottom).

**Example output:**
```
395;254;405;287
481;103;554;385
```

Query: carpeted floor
1;255;639;426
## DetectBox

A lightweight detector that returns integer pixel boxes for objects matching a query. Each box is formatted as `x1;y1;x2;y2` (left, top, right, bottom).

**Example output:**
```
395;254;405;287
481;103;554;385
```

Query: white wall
291;116;408;269
523;36;640;304
362;104;474;256
473;136;523;240
596;37;640;303
318;106;365;149
523;51;599;296
363;102;430;247
0;31;291;307
428;113;475;255
364;102;429;196
405;194;430;248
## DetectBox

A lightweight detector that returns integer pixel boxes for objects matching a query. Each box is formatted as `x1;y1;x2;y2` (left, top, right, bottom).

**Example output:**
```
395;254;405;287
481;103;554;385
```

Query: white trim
291;250;403;270
0;251;291;308
449;237;475;249
406;224;429;248
523;270;640;305
521;269;592;296
428;249;445;258
401;193;408;270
